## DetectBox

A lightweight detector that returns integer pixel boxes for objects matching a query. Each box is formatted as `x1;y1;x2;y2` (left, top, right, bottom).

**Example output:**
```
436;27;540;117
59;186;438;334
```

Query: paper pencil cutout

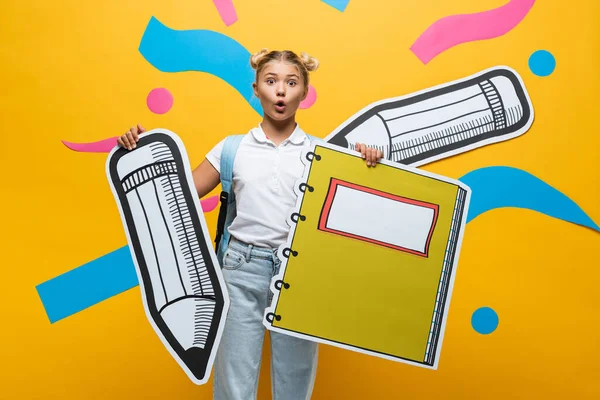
325;66;533;166
106;129;229;385
264;142;471;369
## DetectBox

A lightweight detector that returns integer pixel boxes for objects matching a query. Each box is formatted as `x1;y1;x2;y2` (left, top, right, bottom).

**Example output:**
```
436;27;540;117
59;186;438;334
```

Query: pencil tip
329;135;348;149
182;347;210;380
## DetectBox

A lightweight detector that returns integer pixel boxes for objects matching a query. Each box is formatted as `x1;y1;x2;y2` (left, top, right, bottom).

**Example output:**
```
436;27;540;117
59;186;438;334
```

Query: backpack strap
214;135;244;264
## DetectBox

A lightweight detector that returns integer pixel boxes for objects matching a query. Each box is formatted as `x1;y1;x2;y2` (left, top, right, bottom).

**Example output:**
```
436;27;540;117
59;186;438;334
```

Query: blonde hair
250;48;319;87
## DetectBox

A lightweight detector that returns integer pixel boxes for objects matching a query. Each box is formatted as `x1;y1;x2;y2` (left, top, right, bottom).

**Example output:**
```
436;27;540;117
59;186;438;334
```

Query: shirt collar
251;123;307;145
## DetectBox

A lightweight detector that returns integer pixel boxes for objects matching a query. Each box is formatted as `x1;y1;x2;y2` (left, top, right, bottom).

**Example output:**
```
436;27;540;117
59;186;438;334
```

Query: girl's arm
118;125;221;199
192;159;221;198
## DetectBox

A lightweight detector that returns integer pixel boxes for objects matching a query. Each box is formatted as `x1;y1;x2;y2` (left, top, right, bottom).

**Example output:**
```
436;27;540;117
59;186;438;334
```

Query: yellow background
1;0;599;398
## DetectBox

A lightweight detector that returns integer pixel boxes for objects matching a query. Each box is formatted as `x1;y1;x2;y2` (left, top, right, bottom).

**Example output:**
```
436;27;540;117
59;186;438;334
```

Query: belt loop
245;244;253;263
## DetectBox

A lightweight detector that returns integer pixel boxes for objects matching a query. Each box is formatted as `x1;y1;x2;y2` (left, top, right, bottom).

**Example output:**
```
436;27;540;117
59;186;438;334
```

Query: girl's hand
117;124;146;150
355;143;384;167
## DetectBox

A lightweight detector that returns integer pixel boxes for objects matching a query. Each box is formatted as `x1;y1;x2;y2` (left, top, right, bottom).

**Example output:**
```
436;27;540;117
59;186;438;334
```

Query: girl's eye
288;81;296;86
266;79;275;84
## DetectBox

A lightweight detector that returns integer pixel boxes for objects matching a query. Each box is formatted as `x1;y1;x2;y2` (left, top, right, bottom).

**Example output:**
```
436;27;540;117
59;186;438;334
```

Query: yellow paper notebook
263;142;471;369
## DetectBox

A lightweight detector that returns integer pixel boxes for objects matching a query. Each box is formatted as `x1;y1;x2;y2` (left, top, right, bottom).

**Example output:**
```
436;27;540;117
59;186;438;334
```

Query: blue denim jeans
213;238;319;400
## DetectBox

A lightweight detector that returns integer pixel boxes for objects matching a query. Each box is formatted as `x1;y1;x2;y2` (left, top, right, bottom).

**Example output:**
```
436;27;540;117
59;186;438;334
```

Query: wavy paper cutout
200;195;220;213
36;245;137;323
39;166;598;322
458;166;599;231
322;0;349;12
62;137;118;153
37;194;220;323
213;0;238;26
411;0;536;64
138;17;317;115
61;136;228;217
139;16;261;114
299;85;317;109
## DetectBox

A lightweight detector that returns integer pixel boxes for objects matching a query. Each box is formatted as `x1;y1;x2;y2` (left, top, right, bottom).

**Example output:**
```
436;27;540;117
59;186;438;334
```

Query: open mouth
275;101;286;112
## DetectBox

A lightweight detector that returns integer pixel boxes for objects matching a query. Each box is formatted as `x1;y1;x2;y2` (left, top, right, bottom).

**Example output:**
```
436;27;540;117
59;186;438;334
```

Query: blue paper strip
322;0;350;12
38;166;598;323
138;16;263;115
458;166;599;230
36;246;138;323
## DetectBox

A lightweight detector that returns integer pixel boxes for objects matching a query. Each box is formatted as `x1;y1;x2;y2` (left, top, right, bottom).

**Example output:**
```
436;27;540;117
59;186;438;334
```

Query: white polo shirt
206;124;313;248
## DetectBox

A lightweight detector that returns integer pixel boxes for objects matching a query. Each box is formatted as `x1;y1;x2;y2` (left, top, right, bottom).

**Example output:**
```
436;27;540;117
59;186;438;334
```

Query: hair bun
250;48;270;70
300;52;319;72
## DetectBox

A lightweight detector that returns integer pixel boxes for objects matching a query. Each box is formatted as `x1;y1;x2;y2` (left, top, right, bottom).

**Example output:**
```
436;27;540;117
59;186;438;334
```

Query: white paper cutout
325;66;534;166
106;129;229;385
320;178;437;255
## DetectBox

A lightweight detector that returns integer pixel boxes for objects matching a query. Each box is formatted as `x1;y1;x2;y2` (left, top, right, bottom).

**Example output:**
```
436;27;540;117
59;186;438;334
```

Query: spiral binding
299;183;314;193
282;247;298;258
291;212;306;223
267;149;320;327
306;151;322;162
266;312;282;323
274;280;290;290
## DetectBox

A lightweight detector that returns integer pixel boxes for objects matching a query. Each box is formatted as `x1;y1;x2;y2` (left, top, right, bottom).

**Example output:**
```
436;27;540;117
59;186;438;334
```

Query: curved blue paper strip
38;166;598;323
322;0;350;12
459;166;599;231
139;16;263;115
36;246;137;323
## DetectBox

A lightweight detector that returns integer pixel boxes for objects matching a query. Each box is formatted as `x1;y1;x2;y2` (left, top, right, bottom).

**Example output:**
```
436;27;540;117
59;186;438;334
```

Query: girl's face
253;61;308;122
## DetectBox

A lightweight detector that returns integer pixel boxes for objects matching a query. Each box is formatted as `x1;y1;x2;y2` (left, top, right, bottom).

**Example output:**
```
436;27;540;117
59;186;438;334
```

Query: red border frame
318;178;439;257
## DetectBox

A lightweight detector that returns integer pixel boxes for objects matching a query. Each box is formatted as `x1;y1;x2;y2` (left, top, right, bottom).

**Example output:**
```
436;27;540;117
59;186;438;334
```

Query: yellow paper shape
264;143;471;369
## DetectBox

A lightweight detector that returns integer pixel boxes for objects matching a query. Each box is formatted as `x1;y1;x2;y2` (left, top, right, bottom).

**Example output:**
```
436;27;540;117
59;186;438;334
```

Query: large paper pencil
106;129;229;385
264;142;470;369
325;66;533;166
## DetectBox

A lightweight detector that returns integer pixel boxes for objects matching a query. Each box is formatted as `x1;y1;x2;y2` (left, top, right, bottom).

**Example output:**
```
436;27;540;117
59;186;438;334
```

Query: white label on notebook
318;179;438;257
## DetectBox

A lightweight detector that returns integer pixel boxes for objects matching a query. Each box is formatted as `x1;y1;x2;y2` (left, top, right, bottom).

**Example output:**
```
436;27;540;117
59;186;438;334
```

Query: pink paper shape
62;135;221;214
410;0;536;64
299;85;317;109
147;88;174;114
200;195;220;213
62;137;118;153
213;0;238;26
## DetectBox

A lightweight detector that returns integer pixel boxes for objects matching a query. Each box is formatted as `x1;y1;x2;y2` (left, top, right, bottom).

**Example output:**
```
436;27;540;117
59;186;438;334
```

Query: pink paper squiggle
411;0;536;64
200;195;220;212
61;137;118;153
299;85;317;109
213;0;238;26
62;138;220;212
